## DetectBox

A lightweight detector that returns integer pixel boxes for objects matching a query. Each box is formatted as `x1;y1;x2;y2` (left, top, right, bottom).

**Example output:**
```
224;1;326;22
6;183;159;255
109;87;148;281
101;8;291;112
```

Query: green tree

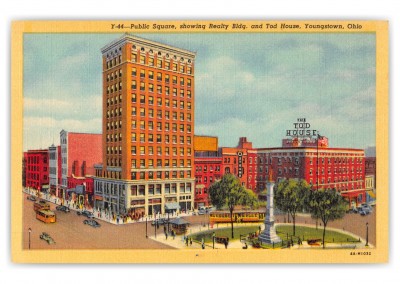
209;174;258;238
307;189;347;248
274;178;310;236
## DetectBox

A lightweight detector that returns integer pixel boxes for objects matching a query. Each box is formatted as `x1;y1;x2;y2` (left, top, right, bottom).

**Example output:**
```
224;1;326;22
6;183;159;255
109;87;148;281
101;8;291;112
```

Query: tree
307;189;347;248
274;178;310;236
209;174;258;238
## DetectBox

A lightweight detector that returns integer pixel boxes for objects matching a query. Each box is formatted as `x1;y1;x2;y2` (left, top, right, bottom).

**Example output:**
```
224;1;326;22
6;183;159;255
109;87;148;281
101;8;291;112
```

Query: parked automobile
56;205;70;213
39;232;56;244
77;210;94;218
198;209;206;215
27;195;37;202
361;204;373;213
357;207;369;216
83;219;101;228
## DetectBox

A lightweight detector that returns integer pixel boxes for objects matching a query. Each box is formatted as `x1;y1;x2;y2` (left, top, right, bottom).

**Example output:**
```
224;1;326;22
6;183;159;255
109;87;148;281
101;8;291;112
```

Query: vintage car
83;219;101;228
56;205;70;213
39;232;56;244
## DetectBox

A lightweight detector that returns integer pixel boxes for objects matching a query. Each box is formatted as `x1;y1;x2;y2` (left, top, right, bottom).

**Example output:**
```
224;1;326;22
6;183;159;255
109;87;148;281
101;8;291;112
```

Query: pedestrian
172;230;175;240
186;236;189;246
165;232;168;240
190;238;192;246
224;239;228;249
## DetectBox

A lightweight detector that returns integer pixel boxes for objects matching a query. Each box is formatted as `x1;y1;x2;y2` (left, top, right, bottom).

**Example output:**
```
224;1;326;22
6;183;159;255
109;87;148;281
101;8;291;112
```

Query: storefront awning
165;202;180;210
170;217;190;225
367;190;376;199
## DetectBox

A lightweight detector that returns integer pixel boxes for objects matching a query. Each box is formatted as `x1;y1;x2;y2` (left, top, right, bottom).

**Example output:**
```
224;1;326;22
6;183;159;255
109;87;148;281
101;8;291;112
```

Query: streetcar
209;210;265;223
36;209;56;223
33;200;50;212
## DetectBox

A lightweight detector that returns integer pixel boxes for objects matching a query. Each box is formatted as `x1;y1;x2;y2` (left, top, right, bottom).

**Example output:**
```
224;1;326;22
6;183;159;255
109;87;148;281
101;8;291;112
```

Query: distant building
194;136;367;208
49;144;62;197
365;157;376;203
24;149;49;192
59;130;102;206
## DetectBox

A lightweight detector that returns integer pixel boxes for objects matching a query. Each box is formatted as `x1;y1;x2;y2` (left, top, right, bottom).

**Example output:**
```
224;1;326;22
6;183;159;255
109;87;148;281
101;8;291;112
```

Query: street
23;193;174;250
23;192;375;250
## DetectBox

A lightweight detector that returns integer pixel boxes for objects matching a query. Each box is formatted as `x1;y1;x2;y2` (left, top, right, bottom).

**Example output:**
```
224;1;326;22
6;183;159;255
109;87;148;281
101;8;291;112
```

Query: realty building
94;34;196;219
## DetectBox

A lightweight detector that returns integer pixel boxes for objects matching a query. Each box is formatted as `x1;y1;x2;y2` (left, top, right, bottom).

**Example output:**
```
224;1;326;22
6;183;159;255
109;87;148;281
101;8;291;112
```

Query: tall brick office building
94;35;196;218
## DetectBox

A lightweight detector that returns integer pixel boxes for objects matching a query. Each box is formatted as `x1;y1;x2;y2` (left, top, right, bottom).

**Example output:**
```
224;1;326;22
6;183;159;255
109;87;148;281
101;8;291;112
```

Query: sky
23;32;376;151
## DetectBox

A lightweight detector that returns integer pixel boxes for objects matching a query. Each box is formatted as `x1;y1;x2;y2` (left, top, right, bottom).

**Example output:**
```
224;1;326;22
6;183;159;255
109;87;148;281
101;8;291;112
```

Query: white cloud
23;116;101;151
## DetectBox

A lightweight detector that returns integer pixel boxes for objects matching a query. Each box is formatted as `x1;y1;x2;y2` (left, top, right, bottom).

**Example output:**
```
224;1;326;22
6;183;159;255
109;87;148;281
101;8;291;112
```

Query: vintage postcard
11;20;388;263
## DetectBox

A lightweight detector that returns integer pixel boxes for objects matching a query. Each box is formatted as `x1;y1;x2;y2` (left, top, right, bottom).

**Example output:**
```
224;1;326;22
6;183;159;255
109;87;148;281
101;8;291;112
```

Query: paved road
23;192;375;249
23;193;174;250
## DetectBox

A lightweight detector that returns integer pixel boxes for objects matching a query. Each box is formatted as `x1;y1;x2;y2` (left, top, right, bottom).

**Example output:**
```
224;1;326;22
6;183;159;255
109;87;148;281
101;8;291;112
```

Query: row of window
131;107;192;118
105;55;122;69
308;157;363;165
308;167;364;175
26;166;47;172
132;124;192;136
130;145;192;156
26;156;47;164
131;109;192;121
131;170;192;181
130;182;192;197
132;93;192;106
131;53;193;74
106;81;123;94
131;133;192;145
131;158;192;168
195;166;221;172
195;176;219;184
308;181;364;191
106;69;122;82
106;121;122;131
131;82;192;98
131;69;192;85
247;156;364;165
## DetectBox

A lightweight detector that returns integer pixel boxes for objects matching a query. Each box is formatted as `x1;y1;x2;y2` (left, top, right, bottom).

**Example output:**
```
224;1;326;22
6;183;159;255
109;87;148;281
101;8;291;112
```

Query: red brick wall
67;133;102;177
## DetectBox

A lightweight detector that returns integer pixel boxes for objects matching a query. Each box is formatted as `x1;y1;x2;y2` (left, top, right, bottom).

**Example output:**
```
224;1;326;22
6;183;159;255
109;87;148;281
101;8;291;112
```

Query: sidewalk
150;222;374;250
23;188;196;226
148;223;245;250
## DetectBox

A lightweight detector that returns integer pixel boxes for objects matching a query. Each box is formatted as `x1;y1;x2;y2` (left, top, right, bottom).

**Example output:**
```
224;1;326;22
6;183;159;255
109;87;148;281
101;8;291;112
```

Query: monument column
258;170;281;244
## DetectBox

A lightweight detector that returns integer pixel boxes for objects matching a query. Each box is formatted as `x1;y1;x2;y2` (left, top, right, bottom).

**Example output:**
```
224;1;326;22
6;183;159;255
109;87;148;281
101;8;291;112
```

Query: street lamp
366;222;369;247
212;232;216;249
167;211;170;232
154;214;157;239
145;217;148;238
28;228;32;250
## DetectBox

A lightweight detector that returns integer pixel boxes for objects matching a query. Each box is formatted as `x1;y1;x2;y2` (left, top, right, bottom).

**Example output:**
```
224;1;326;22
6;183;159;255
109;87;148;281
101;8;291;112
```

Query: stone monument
258;169;281;244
